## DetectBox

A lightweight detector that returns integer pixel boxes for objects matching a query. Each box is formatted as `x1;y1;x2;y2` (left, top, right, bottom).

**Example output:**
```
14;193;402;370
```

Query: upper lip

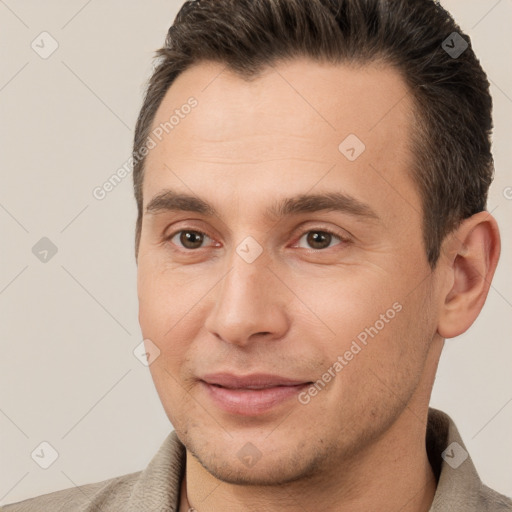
201;373;311;389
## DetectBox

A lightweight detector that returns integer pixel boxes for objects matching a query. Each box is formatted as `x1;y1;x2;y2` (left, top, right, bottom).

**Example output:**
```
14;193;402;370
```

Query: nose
203;255;289;347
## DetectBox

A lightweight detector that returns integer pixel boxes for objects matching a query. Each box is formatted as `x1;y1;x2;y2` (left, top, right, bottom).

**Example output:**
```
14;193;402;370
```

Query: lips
199;373;312;416
201;372;310;389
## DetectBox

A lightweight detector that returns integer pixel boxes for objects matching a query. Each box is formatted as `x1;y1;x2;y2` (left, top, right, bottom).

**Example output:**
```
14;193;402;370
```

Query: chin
183;429;326;486
198;454;321;486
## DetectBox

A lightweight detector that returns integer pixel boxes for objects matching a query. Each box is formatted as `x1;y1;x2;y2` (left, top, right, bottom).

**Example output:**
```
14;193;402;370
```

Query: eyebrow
145;189;380;222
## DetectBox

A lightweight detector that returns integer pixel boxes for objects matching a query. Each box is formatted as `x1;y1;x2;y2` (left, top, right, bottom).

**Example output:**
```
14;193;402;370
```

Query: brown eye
170;230;210;250
297;230;343;250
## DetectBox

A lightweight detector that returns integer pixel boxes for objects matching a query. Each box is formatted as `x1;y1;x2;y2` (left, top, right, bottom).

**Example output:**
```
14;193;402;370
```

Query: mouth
199;373;313;416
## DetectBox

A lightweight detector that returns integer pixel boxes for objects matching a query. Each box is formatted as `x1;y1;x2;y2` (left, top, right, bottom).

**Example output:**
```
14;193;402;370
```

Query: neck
180;407;437;512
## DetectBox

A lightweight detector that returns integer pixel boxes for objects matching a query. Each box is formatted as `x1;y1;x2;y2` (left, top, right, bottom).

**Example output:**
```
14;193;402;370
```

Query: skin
136;59;500;512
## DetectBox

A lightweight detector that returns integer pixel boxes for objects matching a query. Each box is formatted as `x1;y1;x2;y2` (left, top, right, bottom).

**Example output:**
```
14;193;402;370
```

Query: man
3;0;511;510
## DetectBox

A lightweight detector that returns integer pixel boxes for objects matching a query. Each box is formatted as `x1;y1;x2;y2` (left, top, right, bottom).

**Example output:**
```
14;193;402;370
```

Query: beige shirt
2;408;511;511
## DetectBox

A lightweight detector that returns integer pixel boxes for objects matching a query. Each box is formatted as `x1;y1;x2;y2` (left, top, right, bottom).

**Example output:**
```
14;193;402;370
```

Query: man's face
137;59;442;484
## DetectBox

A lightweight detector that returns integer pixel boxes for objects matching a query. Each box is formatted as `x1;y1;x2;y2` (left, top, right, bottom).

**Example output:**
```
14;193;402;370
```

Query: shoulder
427;408;512;512
1;431;185;512
0;470;142;512
477;484;512;512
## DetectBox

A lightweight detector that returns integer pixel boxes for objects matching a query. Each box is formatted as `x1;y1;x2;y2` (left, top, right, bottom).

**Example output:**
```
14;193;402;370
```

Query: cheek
346;292;432;400
137;260;218;380
296;268;402;346
137;275;189;399
137;258;202;337
299;268;427;396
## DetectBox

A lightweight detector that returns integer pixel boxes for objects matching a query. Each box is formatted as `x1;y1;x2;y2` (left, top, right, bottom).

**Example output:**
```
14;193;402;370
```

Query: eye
295;229;346;250
166;227;348;253
168;229;214;250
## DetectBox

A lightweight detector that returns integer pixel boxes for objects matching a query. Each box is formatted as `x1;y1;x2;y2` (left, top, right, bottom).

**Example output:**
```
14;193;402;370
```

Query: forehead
143;58;419;227
149;58;413;151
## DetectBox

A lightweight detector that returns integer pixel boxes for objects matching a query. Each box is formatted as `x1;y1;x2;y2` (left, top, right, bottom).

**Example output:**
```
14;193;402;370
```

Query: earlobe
437;211;501;339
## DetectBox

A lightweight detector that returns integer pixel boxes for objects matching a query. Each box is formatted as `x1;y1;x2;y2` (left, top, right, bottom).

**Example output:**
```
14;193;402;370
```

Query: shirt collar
126;408;491;512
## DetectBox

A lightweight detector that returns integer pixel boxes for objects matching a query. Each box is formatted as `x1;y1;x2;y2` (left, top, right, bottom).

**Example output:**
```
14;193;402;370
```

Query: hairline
134;56;434;264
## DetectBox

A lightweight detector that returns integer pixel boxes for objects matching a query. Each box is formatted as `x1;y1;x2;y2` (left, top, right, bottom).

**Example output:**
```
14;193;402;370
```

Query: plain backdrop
1;0;511;506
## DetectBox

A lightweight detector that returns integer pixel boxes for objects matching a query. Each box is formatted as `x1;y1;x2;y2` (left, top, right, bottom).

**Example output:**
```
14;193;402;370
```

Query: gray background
1;0;511;505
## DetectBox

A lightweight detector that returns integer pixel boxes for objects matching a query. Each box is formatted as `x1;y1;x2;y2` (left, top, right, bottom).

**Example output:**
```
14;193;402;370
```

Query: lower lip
201;381;310;416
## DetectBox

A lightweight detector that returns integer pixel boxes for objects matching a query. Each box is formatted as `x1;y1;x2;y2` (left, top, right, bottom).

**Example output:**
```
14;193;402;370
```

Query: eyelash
165;227;350;252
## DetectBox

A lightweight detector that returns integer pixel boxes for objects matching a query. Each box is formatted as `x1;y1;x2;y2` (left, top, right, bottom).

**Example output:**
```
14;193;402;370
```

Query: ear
437;211;501;339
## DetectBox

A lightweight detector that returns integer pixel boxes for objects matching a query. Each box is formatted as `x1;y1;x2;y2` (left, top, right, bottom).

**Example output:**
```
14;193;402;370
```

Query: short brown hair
132;0;494;267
